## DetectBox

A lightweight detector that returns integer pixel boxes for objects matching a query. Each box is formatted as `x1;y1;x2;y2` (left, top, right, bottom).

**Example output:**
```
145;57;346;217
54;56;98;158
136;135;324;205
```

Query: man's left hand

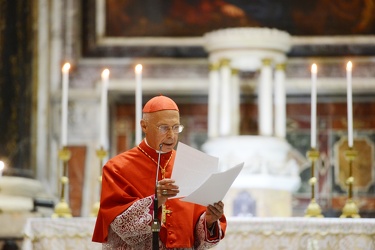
205;201;224;228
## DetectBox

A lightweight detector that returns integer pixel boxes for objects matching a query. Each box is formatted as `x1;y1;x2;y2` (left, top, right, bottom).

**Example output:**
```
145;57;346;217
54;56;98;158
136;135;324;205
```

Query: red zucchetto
142;95;179;113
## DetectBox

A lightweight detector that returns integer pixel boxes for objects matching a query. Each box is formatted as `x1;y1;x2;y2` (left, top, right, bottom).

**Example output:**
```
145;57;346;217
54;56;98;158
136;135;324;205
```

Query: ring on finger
162;189;168;195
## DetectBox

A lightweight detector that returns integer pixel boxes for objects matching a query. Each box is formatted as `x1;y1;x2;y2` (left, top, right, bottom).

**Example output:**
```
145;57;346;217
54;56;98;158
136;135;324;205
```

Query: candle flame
62;63;71;73
311;63;317;74
347;61;352;71
0;161;4;171
135;64;143;73
101;69;110;79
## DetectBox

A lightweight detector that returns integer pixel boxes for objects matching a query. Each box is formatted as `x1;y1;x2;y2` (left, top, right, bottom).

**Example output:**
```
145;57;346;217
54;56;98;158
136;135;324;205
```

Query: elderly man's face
141;110;180;152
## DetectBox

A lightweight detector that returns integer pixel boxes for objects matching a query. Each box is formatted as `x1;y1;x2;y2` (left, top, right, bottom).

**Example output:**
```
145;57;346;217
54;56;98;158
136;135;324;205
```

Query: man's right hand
157;179;179;206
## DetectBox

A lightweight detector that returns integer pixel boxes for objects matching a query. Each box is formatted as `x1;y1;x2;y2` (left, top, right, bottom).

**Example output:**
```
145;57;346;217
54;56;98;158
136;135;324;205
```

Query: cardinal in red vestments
92;95;227;249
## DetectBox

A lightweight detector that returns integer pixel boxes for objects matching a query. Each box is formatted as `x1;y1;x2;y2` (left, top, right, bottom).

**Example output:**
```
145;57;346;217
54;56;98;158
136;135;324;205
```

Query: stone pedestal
202;135;304;217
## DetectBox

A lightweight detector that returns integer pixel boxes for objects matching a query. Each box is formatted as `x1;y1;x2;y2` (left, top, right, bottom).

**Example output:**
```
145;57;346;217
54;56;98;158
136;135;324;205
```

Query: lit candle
311;63;317;149
346;61;353;147
0;161;4;177
61;63;71;147
100;69;110;148
135;64;143;145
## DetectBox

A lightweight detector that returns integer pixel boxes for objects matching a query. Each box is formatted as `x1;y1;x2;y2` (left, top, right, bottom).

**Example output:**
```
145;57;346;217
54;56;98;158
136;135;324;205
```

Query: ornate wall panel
0;0;34;176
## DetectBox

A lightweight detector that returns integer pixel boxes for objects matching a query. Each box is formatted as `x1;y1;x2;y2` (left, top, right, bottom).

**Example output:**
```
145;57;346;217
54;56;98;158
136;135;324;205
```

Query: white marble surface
0;212;41;238
23;217;101;250
23;217;375;250
215;217;375;250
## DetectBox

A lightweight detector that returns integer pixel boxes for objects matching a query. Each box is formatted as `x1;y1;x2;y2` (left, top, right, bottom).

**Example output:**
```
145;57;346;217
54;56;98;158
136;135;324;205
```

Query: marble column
231;68;240;135
208;63;220;138
258;59;273;136
274;63;286;138
219;59;232;136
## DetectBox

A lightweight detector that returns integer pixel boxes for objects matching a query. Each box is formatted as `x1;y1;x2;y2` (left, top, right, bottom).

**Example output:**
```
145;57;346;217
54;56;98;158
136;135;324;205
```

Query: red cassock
92;140;227;249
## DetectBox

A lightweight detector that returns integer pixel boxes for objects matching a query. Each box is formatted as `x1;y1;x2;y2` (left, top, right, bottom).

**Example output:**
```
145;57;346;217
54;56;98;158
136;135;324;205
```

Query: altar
215;217;375;250
23;217;101;250
23;217;375;250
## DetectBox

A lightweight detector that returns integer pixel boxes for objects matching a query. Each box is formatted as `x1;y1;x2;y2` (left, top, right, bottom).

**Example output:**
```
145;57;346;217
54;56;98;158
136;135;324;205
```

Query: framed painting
82;0;375;57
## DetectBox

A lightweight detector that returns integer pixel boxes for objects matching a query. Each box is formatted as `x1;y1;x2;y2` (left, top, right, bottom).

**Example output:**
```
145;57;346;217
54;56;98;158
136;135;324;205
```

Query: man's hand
205;201;224;228
157;179;179;207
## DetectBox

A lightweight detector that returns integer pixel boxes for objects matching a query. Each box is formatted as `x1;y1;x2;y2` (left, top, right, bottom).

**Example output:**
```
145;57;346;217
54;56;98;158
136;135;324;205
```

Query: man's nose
165;127;177;137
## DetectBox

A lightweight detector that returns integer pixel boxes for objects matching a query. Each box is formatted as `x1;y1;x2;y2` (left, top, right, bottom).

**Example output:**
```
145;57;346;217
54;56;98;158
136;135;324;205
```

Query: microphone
152;143;163;250
155;144;162;182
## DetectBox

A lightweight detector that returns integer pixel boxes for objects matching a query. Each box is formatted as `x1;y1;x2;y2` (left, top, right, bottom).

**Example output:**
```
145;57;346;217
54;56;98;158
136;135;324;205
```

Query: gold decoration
52;147;72;218
220;58;231;67
305;149;323;217
137;145;173;179
90;147;108;217
231;68;239;75
52;200;72;218
209;63;220;71
91;201;100;217
161;204;172;224
96;148;107;159
262;58;272;66
276;63;286;71
58;148;71;161
340;148;360;218
336;138;373;191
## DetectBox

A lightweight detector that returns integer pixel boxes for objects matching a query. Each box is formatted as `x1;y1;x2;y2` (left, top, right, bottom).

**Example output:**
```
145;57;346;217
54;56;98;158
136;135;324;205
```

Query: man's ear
140;119;147;133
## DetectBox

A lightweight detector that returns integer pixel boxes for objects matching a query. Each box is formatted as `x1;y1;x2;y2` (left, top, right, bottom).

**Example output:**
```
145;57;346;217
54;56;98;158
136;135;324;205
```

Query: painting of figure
105;0;375;37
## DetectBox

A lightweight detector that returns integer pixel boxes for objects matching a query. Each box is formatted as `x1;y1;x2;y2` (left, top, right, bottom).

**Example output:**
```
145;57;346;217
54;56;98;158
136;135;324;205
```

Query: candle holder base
90;201;100;217
340;149;360;218
304;199;323;217
52;147;72;218
52;200;72;218
90;148;107;217
340;199;360;218
304;149;323;218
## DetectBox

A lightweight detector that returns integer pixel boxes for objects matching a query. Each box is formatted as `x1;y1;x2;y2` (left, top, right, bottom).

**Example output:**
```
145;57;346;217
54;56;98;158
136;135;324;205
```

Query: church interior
1;0;375;249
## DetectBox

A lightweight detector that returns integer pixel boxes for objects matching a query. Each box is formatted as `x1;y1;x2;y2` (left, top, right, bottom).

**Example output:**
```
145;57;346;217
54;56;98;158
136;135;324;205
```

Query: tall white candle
135;64;143;145
310;64;317;148
61;63;70;147
0;161;4;178
346;61;353;147
100;69;110;148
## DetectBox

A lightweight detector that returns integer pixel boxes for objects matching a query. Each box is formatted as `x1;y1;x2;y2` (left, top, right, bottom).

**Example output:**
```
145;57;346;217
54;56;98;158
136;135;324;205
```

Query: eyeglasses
157;124;184;134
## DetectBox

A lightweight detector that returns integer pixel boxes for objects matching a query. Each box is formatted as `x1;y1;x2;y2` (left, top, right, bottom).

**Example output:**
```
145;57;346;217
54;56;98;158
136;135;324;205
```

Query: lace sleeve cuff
110;196;154;245
195;213;222;249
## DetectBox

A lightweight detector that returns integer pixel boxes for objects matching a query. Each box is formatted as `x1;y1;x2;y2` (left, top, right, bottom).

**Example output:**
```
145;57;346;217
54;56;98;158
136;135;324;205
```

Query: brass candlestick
90;147;107;217
340;148;360;218
305;149;323;217
52;147;72;218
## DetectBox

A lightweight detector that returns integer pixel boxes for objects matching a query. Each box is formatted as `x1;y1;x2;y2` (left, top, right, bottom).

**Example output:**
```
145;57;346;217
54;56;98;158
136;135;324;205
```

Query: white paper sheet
181;163;244;206
171;142;219;198
170;142;244;206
